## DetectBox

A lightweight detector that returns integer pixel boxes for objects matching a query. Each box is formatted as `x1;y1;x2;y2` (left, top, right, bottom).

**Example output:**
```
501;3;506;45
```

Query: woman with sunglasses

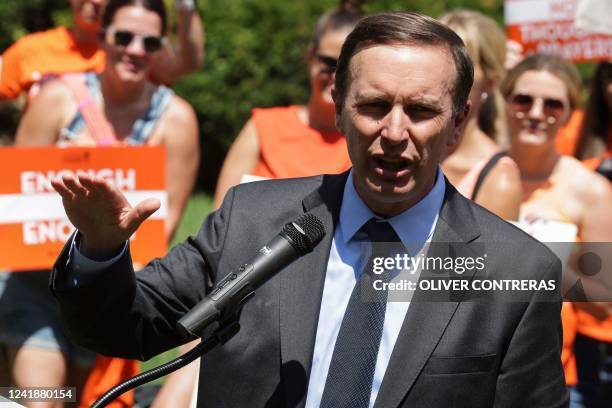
0;0;203;102
439;10;522;220
5;0;199;405
212;0;364;209
501;54;612;406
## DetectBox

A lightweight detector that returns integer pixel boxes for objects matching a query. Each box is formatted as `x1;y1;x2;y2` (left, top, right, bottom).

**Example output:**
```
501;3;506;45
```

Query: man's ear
331;84;343;132
448;100;471;148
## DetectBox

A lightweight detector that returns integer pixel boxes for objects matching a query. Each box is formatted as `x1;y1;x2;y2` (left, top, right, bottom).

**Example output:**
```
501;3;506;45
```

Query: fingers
123;198;161;233
63;173;89;196
77;172;111;195
51;173;97;197
50;176;75;200
137;198;162;220
55;172;120;201
79;173;132;207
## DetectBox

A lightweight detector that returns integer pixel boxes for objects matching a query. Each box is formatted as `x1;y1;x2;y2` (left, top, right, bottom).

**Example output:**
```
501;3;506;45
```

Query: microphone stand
91;316;241;408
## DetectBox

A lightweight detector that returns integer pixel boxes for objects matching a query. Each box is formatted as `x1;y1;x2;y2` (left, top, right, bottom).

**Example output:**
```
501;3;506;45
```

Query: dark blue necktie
320;219;401;408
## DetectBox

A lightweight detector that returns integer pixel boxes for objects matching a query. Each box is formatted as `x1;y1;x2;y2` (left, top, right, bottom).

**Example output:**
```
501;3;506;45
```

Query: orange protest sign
505;0;612;62
0;146;167;270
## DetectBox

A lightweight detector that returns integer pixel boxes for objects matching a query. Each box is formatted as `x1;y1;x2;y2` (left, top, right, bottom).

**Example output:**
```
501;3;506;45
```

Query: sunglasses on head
105;28;164;53
509;93;566;117
316;54;338;72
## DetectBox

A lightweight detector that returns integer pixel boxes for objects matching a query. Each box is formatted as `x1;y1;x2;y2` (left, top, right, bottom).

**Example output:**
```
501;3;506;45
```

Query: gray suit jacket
51;172;569;407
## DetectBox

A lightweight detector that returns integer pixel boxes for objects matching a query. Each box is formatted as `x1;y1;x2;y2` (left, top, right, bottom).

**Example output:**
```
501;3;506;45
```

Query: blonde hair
439;10;508;144
439;10;506;85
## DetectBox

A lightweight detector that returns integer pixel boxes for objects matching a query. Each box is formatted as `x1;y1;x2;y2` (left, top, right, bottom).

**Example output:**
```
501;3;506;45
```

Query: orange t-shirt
561;303;578;386
79;356;139;408
555;110;584;156
251;106;351;178
575;309;612;343
583;151;612;172
0;26;105;100
576;153;612;344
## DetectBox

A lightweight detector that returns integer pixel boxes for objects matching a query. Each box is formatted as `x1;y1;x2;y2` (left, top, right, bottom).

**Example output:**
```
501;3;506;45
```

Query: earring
480;91;489;103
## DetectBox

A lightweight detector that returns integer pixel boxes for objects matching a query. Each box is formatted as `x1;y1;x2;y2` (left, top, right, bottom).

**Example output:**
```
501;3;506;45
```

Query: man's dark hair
334;11;474;118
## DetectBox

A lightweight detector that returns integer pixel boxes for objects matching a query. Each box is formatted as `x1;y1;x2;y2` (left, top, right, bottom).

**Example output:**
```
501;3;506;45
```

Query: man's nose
380;105;409;144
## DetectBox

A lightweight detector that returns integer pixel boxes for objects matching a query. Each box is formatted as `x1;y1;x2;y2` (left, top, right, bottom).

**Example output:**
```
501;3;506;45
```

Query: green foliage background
0;0;514;191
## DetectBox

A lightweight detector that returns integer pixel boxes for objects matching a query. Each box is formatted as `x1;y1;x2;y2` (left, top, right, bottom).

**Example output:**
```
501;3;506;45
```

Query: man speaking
50;12;568;407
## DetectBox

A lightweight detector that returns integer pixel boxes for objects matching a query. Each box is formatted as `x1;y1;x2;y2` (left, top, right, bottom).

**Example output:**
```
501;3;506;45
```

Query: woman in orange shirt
3;1;199;406
502;54;612;405
212;0;364;209
0;0;204;101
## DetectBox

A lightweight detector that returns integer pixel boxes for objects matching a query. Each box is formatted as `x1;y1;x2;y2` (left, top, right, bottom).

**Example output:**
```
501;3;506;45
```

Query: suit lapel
279;172;348;408
374;182;482;408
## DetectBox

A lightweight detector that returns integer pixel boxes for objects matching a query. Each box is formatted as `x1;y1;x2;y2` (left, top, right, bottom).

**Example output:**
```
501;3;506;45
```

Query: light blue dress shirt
304;169;445;408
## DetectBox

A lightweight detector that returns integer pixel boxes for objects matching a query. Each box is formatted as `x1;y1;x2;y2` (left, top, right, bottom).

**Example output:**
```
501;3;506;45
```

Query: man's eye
406;105;438;120
357;102;389;116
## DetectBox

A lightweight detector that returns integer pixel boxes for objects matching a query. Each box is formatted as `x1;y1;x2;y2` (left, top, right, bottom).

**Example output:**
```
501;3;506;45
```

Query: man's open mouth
374;156;410;171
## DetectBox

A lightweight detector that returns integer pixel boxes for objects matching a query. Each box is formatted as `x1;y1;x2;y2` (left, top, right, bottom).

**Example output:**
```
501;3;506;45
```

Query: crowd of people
1;0;611;407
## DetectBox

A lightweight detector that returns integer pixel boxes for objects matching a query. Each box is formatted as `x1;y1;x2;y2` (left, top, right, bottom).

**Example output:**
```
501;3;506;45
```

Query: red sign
505;0;612;62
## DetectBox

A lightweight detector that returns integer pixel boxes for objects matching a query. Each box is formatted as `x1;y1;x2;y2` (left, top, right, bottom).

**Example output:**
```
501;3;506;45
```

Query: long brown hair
440;10;508;141
576;62;612;159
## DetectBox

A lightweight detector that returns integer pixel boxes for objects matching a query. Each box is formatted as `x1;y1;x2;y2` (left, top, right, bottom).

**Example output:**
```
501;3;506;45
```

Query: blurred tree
0;0;69;52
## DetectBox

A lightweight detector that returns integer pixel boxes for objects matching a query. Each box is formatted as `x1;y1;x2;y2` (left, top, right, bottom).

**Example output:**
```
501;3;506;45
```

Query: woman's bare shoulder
154;94;198;145
161;94;196;126
33;79;74;108
558;156;611;201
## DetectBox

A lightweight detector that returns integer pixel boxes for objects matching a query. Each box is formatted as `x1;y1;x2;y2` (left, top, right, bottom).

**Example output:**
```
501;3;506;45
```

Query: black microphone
176;213;325;339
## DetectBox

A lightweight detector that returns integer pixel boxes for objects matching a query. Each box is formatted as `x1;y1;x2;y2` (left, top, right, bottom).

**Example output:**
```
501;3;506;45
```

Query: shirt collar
339;168;446;246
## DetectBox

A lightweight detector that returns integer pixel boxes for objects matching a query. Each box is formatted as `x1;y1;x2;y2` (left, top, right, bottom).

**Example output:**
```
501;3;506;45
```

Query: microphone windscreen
282;213;325;254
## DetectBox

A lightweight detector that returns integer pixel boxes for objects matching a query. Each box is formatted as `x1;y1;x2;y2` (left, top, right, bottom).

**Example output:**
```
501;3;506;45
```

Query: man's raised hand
51;172;160;260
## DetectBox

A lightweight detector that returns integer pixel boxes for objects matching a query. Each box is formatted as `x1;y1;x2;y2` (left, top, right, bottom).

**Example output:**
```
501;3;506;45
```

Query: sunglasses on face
105;28;164;53
316;54;338;72
509;93;566;118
